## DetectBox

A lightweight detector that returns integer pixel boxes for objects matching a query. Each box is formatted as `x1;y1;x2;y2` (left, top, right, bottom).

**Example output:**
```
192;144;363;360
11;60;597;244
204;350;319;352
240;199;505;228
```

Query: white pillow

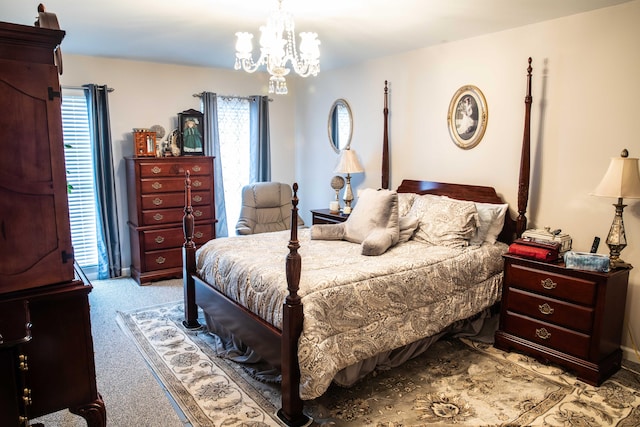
470;202;509;245
409;194;478;248
397;193;416;217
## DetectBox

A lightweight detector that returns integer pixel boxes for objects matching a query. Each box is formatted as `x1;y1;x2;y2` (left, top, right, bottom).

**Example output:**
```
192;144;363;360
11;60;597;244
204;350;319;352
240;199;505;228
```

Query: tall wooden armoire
0;21;106;426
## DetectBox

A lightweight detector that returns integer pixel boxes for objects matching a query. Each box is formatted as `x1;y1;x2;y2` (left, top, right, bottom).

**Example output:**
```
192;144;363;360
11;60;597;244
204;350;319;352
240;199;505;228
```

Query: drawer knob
155;256;166;265
194;231;203;239
194;210;203;217
155;236;165;244
153;213;164;221
18;354;28;371
152;181;162;190
193;195;203;203
152;197;163;206
538;303;554;315
192;180;202;188
541;278;557;290
535;327;551;340
192;165;201;172
151;166;162;174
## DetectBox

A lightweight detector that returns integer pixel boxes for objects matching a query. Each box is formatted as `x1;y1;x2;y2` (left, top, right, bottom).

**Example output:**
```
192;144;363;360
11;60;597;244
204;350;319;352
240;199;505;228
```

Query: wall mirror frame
328;98;353;153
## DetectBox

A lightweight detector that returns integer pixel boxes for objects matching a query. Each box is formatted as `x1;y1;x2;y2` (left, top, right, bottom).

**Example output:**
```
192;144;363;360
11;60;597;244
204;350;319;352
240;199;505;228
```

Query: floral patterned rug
117;301;640;426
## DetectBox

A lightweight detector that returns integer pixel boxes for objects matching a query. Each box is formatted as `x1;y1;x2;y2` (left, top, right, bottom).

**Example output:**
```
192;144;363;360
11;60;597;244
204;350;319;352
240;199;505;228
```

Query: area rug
117;301;640;426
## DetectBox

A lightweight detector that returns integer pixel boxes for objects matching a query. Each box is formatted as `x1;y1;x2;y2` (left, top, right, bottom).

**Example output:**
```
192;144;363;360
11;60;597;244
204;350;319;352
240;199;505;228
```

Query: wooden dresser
494;254;630;386
126;156;216;285
0;21;105;426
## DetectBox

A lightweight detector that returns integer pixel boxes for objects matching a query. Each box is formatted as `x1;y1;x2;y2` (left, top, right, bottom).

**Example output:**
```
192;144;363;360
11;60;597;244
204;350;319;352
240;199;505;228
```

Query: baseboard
622;344;640;365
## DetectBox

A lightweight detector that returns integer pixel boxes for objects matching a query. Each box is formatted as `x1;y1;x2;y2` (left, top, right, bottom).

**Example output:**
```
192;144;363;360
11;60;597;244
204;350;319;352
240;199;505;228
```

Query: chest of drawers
126;157;216;285
494;254;630;385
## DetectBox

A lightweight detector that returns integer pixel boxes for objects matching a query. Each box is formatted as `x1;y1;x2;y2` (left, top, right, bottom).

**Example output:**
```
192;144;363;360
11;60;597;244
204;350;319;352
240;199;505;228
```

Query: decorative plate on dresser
125;156;216;285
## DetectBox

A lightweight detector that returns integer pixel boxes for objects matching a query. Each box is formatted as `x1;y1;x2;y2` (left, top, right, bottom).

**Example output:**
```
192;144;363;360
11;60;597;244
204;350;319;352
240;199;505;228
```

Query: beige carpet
117;301;640;427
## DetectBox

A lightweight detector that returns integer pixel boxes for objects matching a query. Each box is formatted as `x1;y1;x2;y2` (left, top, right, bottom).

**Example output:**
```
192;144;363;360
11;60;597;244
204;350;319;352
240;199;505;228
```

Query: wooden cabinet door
0;58;74;292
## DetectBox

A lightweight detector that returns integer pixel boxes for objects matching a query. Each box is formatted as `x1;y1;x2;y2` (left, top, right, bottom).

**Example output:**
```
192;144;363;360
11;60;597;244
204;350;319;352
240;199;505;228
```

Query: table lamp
334;149;364;214
591;149;640;268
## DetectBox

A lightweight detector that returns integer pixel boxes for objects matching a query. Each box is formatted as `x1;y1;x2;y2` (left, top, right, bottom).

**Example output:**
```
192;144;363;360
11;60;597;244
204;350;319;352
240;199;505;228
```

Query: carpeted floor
117;300;640;427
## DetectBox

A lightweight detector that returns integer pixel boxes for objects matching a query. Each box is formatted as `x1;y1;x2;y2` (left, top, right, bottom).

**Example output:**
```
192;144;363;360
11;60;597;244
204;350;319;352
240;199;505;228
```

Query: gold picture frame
447;85;488;149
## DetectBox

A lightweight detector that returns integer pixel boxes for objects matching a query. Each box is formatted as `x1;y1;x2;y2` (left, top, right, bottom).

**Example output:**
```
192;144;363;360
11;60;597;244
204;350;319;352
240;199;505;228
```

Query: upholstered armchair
235;182;305;235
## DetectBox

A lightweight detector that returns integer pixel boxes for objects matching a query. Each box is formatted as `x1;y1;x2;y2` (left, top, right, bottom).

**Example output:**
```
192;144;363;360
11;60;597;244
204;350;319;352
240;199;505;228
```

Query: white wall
295;0;640;360
60;56;298;269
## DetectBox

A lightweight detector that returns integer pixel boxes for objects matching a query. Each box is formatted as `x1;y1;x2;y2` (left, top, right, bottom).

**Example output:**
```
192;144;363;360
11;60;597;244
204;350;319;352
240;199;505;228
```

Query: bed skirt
204;305;499;393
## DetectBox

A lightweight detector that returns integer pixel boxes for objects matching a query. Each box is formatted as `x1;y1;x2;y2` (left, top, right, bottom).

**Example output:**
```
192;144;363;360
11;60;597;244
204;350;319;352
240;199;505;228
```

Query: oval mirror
328;99;353;153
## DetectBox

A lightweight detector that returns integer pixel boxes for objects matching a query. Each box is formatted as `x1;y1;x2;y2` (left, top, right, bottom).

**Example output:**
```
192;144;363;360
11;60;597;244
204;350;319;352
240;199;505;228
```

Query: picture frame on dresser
178;109;205;156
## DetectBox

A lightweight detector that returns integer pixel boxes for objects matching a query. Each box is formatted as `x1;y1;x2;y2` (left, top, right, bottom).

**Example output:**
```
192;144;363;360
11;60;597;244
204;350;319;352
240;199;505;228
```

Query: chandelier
234;0;321;95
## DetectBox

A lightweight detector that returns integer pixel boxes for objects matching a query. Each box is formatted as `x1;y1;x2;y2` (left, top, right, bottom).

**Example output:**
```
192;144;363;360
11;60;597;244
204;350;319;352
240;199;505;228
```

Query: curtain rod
62;85;115;92
192;92;272;102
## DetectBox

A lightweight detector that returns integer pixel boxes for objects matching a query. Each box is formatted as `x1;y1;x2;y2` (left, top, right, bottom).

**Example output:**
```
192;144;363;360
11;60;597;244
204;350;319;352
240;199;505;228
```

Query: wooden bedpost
182;171;200;329
277;183;310;426
382;80;390;190
516;57;532;237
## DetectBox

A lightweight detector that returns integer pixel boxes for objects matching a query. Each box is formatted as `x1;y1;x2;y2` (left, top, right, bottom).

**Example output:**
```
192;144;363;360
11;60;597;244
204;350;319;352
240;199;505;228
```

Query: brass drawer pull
154;236;165;244
155;256;166;265
194;231;203;239
19;354;28;372
535;327;551;340
192;180;202;188
538;303;554;315
151;166;162;174
192;165;201;172
541;278;557;290
153;213;164;221
152;197;163;206
152;181;162;190
193;195;203;203
194;210;203;217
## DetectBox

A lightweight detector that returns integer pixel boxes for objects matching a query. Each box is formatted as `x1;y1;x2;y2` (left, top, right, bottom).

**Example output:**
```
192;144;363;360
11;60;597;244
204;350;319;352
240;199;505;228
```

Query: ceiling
1;0;633;71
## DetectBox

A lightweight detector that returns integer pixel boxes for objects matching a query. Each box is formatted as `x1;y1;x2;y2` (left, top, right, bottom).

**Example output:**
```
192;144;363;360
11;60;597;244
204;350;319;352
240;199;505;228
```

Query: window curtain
249;96;271;182
201;92;229;238
84;84;121;279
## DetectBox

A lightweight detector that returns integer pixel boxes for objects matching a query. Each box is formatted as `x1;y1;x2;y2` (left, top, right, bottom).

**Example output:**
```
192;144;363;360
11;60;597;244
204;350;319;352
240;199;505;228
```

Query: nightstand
311;209;349;225
494;254;630;386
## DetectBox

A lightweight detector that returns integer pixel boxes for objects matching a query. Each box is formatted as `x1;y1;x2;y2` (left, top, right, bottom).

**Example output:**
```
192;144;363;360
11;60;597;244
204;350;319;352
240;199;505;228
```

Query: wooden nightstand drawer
502;311;591;359
507;263;597;306
505;288;594;332
311;209;349;225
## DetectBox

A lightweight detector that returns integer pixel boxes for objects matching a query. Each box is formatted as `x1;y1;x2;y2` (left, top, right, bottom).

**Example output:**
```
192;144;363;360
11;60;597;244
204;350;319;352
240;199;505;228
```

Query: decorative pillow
409;194;478;248
398;214;419;243
345;188;399;255
397;193;416;217
312;188;399;256
470;202;509;245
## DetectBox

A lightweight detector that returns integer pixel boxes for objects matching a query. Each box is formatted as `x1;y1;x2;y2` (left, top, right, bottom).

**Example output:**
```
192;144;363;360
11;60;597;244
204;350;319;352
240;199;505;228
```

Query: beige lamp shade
334;149;364;174
592;154;640;199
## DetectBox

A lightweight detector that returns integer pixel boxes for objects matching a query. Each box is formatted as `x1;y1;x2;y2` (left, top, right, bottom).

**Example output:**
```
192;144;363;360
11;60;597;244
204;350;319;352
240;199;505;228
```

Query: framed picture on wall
178;109;205;155
447;85;488;150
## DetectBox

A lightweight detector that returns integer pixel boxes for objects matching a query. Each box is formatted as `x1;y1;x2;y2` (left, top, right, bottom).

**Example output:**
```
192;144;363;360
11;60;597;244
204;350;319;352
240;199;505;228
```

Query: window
217;96;251;235
61;89;99;272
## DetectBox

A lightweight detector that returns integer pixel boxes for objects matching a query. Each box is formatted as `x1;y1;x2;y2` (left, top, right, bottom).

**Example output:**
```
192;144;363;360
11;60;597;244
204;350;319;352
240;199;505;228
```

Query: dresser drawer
143;248;182;271
140;176;210;194
141;190;211;210
505;287;594;333
139;160;211;178
507;263;597;306
142;205;212;226
502;311;591;359
142;224;213;250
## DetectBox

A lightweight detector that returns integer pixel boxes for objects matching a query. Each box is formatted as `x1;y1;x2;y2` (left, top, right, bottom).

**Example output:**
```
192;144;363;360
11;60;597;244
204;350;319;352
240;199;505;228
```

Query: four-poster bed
182;58;533;426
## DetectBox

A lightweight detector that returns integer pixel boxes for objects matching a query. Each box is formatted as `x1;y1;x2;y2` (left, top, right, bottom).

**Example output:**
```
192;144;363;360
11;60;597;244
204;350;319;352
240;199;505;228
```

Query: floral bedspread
196;229;506;399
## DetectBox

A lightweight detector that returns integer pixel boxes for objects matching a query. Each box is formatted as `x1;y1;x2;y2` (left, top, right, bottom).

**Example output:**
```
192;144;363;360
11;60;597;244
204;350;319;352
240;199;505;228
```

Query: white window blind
61;91;99;268
217;97;251;235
